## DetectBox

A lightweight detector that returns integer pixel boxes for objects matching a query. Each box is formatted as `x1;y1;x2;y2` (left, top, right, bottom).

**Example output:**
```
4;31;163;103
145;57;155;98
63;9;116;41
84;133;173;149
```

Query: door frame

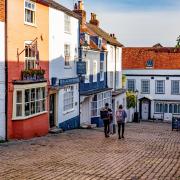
49;91;58;128
139;97;151;120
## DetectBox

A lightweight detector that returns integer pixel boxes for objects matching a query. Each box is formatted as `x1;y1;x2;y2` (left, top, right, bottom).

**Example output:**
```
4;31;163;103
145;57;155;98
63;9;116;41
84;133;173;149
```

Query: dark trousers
103;120;110;137
118;122;125;138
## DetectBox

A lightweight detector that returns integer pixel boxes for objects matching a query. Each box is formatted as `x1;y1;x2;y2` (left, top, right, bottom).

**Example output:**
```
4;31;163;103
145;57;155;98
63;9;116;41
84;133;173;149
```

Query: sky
57;0;180;47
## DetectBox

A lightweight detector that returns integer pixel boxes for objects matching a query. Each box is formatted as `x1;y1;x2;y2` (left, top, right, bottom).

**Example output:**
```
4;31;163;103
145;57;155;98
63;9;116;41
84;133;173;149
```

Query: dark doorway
49;94;56;128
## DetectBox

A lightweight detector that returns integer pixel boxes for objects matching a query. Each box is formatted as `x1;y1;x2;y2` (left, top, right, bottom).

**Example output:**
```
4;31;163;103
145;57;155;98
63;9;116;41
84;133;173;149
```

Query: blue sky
57;0;180;47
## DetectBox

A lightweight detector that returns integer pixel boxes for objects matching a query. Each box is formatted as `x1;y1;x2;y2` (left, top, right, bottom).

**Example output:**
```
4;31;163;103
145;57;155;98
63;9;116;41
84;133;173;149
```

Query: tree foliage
126;91;136;109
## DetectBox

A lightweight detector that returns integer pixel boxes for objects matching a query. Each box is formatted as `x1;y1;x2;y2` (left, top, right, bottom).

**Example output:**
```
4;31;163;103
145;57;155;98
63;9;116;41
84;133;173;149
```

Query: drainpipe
105;51;108;88
5;0;8;141
114;45;117;91
78;20;81;127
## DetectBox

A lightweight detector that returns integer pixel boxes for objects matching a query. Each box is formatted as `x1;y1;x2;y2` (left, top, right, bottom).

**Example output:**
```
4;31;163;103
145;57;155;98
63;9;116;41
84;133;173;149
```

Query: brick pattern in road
0;122;179;180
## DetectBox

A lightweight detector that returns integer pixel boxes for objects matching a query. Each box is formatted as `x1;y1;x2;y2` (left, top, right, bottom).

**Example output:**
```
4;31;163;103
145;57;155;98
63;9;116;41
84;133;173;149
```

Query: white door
80;97;90;124
142;103;149;120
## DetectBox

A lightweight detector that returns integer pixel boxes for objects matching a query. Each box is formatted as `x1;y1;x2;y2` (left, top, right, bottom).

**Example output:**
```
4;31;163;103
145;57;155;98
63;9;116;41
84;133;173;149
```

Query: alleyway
0;122;179;180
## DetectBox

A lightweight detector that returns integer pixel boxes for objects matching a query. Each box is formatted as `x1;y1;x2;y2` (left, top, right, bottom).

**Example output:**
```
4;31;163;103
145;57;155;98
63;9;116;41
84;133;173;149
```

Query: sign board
77;61;86;75
59;77;79;87
164;113;173;122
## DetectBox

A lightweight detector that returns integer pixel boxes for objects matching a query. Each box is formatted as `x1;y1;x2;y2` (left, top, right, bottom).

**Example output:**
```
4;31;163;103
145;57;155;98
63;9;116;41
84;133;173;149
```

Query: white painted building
49;5;80;130
106;44;126;123
123;47;180;121
0;21;5;140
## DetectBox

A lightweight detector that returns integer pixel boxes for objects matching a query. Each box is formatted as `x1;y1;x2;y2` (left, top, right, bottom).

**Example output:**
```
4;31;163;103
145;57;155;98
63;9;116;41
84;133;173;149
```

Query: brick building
122;47;180;121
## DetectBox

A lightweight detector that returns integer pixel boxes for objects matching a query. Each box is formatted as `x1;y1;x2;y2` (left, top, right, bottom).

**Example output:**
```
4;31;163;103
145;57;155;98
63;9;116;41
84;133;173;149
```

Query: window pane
172;81;180;94
36;101;41;113
16;104;22;117
36;88;41;100
25;103;30;116
25;89;30;103
31;88;35;101
31;102;35;114
156;80;164;94
178;105;180;114
169;104;173;113
164;104;168;113
174;104;178;114
16;91;22;103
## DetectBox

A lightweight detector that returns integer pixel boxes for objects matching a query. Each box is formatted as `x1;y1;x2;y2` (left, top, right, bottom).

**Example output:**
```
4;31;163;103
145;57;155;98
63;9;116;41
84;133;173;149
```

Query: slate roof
33;0;81;19
86;23;124;47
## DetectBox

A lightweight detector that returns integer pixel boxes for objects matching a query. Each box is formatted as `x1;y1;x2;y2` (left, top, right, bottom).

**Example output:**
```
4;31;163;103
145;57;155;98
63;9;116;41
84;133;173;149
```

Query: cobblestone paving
0;122;180;180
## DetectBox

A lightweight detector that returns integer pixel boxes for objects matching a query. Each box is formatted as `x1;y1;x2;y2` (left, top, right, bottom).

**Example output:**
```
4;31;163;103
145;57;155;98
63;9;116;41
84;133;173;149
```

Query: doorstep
49;127;63;134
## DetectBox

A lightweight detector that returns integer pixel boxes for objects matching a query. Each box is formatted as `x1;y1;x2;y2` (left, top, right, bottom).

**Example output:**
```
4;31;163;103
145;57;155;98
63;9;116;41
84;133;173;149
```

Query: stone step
80;123;97;129
49;127;63;134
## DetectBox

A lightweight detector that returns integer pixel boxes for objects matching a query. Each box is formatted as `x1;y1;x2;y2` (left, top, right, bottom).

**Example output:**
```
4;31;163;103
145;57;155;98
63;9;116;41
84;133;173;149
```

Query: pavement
0;122;179;180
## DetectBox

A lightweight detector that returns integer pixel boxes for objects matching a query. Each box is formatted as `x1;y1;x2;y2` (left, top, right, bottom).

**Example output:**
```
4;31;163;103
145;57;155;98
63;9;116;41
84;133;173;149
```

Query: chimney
89;13;100;27
73;0;86;26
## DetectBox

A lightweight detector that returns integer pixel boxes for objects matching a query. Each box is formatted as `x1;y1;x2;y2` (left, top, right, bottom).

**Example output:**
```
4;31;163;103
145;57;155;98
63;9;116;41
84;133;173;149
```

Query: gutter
5;0;8;141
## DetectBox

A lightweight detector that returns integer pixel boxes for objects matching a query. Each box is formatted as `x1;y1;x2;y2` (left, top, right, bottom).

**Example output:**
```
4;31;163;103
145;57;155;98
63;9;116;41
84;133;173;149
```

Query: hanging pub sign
77;61;86;75
59;77;80;87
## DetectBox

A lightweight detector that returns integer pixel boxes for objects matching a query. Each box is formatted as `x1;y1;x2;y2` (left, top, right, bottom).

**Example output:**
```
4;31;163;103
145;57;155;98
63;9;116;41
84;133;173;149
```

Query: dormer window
98;38;102;49
146;59;154;68
85;33;90;45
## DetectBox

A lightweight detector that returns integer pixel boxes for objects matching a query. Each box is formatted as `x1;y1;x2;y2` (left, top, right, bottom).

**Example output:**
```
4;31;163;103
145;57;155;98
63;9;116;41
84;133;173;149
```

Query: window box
21;69;45;81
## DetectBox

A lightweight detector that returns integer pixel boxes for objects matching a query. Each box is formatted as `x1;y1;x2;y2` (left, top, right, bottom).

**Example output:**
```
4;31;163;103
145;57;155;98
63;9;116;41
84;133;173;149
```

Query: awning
112;89;126;97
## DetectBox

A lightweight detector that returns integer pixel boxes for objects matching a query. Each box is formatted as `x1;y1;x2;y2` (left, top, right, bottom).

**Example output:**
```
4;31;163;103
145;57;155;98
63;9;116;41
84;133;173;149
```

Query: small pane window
64;14;71;33
156;80;165;94
64;44;70;67
25;0;35;24
141;80;150;94
171;81;180;95
127;79;135;92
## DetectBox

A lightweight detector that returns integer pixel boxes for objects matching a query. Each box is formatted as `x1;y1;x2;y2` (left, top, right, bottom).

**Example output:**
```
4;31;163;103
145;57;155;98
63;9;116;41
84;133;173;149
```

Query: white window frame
25;41;36;70
100;61;104;81
24;0;36;26
91;91;112;117
127;79;135;92
64;44;71;67
155;80;165;94
93;61;97;82
64;14;71;33
171;80;180;95
141;80;150;94
63;86;74;113
13;83;47;120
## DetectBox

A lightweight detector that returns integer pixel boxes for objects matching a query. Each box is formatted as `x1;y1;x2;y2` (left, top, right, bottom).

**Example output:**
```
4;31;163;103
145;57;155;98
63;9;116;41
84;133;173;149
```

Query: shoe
122;136;124;138
119;136;121;139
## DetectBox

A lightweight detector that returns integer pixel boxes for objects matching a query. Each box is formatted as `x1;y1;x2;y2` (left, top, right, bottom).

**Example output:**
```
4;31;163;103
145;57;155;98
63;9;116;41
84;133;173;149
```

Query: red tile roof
122;47;180;70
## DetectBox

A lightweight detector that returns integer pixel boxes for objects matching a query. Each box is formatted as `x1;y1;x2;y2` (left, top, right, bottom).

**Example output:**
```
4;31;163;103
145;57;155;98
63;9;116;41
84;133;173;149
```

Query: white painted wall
49;8;80;125
58;84;79;123
0;22;5;140
124;69;180;119
107;44;122;90
49;8;79;80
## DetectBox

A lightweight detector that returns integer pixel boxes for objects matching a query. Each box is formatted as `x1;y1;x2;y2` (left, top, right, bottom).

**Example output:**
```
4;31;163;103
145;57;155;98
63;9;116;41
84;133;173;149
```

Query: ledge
13;79;47;85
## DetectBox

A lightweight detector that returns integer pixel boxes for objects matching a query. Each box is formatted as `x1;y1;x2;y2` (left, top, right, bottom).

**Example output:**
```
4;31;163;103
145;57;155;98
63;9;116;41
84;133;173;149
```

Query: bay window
14;85;46;119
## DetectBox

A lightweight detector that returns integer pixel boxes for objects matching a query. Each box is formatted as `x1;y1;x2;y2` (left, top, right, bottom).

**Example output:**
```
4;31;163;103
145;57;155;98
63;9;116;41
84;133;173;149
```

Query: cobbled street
0;122;179;180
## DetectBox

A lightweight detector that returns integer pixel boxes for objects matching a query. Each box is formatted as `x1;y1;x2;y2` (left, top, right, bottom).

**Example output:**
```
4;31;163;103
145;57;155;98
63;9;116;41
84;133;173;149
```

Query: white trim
13;83;47;120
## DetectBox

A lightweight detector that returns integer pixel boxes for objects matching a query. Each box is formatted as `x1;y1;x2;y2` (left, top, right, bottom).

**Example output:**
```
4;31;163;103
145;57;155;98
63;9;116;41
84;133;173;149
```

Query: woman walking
116;105;127;139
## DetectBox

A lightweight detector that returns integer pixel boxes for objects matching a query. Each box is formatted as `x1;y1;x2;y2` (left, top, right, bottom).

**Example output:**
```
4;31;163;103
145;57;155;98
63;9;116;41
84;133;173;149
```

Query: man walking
100;103;112;138
116;105;127;139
